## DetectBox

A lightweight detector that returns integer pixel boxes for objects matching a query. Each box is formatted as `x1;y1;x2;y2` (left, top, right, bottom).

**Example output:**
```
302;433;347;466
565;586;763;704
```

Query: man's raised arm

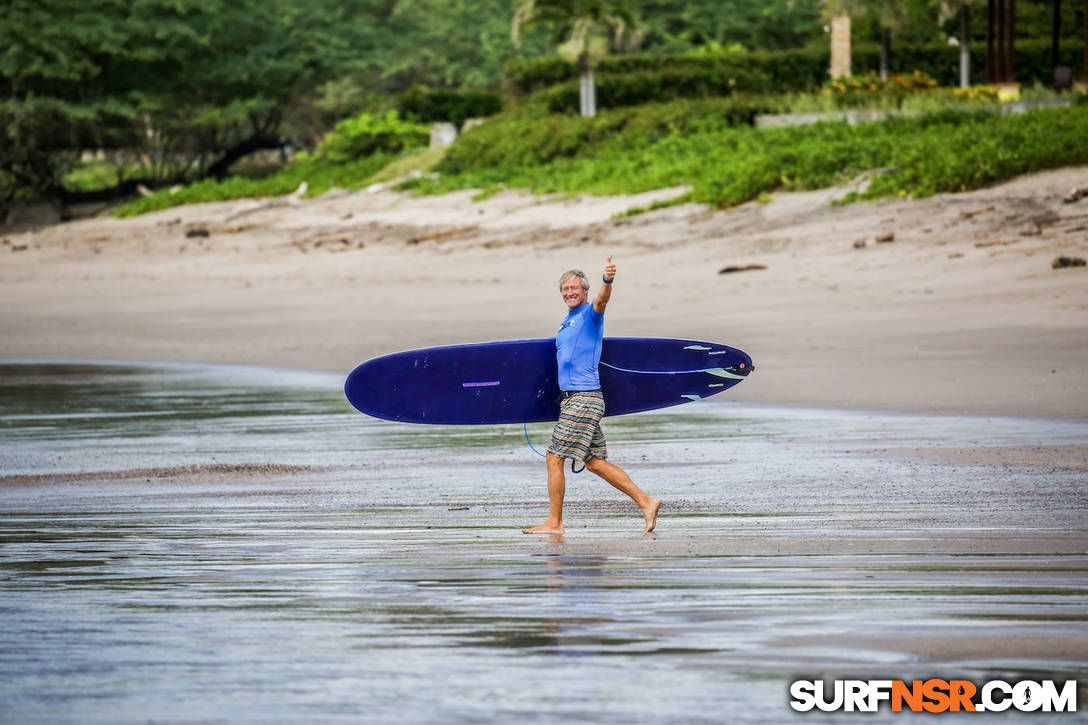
594;255;616;314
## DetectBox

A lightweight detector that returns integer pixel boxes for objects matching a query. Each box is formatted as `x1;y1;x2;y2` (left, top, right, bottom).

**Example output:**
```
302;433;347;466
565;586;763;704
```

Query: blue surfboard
345;337;753;425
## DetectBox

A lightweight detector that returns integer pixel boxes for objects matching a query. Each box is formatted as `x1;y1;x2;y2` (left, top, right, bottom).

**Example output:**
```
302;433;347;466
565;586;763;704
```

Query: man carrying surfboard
523;256;662;535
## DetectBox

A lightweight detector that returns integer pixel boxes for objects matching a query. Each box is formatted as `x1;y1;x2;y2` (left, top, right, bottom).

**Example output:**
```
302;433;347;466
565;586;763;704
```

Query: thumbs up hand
603;255;616;283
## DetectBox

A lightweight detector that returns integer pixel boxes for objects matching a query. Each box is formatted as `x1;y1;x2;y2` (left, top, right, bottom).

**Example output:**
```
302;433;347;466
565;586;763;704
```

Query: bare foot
641;498;661;533
522;523;565;534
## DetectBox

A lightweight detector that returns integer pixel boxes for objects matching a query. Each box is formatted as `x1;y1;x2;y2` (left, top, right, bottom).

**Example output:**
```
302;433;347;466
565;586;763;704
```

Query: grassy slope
114;101;1088;217
408;105;1088;208
114;147;448;217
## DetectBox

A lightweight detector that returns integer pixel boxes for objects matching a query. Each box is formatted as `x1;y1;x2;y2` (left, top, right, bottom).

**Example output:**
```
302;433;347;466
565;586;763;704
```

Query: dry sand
2;166;1086;419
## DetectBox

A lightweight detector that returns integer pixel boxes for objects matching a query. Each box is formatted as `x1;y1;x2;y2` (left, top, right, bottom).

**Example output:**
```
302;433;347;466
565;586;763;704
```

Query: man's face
561;277;588;310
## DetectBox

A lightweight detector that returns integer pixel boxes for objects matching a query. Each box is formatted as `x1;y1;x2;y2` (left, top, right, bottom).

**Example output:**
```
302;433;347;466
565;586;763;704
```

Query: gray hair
558;269;589;292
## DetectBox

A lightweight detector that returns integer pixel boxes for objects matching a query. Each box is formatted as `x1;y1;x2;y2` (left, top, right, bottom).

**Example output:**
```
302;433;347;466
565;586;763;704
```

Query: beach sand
2;166;1086;419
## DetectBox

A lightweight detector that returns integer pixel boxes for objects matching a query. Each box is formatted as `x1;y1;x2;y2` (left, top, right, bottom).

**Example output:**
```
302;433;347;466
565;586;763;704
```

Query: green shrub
504;57;577;94
311;110;429;162
399;86;503;127
437;97;779;174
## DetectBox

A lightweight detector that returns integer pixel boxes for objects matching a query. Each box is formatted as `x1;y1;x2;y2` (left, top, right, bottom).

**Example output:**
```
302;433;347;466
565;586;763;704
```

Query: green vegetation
309;112;429;162
115;154;396;217
114;82;1087;217
436;77;1078;175
6;0;1085;215
113;109;453;216
0;0;550;208
440;97;776;174
115;110;434;216
1;0;383;203
406;105;1088;209
62;161;127;193
399;87;504;127
366;147;449;185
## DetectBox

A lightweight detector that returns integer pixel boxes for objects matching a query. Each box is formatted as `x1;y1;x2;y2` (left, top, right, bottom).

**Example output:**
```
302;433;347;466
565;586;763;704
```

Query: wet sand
1;363;1086;721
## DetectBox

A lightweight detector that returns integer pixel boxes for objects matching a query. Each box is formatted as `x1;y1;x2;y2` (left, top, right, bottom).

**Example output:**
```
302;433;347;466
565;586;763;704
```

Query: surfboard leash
523;423;546;457
523;423;585;473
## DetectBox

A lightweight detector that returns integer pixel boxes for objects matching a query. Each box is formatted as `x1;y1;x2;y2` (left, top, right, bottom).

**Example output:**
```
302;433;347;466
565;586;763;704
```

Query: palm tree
823;0;862;79
850;0;905;82
878;1;909;82
512;0;642;117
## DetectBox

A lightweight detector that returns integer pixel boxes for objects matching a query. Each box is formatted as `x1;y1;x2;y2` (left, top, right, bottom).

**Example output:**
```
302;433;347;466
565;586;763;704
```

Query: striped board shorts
548;390;607;462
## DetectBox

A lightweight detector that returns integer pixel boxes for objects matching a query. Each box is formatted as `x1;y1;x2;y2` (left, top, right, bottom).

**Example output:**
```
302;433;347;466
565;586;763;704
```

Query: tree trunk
996;0;1006;82
206;134;284;180
1084;0;1088;78
986;0;996;82
880;26;891;82
960;4;971;88
578;54;596;117
1052;0;1062;75
1006;0;1016;82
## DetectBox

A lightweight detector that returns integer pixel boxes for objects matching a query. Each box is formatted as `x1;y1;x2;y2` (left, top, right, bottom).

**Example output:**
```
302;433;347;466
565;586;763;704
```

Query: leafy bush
399;86;503;127
504;57;579;94
438;97;779;174
851;107;1087;200
825;70;936;99
311;110;429;162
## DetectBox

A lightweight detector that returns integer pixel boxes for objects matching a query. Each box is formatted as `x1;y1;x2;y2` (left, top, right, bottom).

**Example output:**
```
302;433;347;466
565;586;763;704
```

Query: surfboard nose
724;359;754;377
